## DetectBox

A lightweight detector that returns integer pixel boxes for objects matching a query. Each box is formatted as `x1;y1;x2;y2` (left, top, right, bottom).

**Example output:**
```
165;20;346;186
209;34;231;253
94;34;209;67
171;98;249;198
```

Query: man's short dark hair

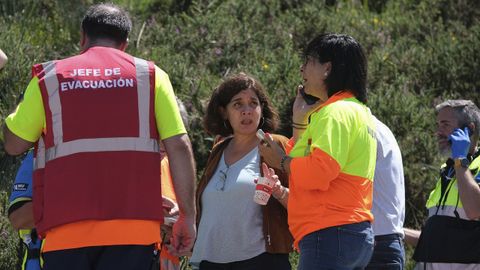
81;3;132;44
303;33;368;103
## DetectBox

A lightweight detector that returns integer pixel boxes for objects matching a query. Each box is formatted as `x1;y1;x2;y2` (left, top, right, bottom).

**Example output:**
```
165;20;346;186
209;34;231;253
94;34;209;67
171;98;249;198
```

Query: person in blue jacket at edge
8;150;43;270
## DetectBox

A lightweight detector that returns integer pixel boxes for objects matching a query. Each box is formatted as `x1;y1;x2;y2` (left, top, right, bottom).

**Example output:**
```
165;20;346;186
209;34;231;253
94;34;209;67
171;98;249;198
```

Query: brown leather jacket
196;134;294;254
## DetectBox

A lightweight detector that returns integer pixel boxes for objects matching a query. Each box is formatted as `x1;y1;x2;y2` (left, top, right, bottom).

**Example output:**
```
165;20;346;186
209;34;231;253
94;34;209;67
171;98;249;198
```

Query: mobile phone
463;125;474;136
299;85;319;105
449;126;473;145
256;129;266;140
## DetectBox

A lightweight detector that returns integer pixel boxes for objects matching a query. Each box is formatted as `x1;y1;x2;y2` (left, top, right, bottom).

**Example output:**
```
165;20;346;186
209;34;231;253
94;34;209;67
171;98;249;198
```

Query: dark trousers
199;252;291;270
366;234;405;270
43;244;157;270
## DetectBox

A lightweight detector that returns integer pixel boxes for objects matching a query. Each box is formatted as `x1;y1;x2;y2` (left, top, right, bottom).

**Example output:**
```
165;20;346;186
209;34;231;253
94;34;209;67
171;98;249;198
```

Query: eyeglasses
216;166;229;191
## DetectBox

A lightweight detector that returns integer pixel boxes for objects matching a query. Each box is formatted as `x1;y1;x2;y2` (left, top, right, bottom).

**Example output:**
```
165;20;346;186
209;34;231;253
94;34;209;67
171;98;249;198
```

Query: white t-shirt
190;147;265;266
372;117;406;237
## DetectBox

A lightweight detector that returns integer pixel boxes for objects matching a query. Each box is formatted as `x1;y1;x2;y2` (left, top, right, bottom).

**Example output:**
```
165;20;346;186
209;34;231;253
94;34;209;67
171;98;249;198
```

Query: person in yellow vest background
8;150;44;270
2;3;196;270
0;48;7;69
404;100;480;269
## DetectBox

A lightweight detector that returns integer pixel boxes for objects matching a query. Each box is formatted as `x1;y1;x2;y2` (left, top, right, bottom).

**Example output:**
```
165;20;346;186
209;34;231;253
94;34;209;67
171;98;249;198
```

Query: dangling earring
324;72;328;77
223;120;229;129
259;117;265;128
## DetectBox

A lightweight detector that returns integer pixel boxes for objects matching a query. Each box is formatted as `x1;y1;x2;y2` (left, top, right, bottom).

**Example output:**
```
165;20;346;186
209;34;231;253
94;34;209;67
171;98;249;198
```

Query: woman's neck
224;134;260;165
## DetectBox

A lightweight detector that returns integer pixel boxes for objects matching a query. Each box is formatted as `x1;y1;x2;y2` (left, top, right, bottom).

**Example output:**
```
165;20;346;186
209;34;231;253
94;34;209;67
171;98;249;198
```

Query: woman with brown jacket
189;73;293;270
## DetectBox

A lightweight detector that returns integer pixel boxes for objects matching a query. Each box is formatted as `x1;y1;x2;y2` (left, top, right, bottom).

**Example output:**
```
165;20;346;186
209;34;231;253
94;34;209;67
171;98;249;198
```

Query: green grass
1;0;479;268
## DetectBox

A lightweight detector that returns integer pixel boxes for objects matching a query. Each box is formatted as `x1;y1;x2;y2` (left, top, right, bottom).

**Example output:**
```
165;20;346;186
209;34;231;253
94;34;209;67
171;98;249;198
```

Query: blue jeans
298;221;374;270
366;234;405;270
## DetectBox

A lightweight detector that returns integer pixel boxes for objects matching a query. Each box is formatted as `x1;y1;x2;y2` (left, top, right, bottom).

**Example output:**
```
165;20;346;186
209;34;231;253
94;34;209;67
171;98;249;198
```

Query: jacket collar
314;91;355;112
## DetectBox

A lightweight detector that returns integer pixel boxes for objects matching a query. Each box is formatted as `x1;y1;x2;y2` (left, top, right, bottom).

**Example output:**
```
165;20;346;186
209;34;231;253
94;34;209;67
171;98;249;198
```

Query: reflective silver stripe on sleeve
44;137;159;163
42;61;63;145
34;137;46;170
428;205;468;219
134;57;151;138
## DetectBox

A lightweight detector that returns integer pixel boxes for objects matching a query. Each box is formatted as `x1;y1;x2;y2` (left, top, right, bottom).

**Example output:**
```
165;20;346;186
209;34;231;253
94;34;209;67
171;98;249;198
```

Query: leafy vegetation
1;0;479;268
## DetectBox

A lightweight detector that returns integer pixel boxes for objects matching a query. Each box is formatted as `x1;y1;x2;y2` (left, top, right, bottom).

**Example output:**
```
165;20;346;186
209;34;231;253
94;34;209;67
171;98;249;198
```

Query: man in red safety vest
3;3;196;270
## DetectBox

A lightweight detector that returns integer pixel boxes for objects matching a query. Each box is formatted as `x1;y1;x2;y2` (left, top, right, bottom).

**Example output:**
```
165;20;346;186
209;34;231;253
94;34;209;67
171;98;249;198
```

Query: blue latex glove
449;127;471;159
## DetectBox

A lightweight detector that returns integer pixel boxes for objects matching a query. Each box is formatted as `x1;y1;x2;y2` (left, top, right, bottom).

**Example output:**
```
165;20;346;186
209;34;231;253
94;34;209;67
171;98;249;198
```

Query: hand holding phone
449;126;471;159
299;85;319;105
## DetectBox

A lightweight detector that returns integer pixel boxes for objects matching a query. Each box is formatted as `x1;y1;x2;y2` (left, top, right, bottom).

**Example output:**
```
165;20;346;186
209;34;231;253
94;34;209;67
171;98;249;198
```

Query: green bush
0;191;20;269
1;0;479;268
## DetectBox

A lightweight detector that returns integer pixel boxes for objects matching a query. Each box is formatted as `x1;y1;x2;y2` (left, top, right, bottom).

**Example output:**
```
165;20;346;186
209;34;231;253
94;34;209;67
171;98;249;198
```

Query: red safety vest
32;46;162;235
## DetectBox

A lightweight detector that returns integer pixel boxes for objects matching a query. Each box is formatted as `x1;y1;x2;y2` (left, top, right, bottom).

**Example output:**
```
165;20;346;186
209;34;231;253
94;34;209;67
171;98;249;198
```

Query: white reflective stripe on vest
42;61;63;146
428;205;469;220
134;57;151;138
44;137;159;163
34;137;46;170
40;58;157;164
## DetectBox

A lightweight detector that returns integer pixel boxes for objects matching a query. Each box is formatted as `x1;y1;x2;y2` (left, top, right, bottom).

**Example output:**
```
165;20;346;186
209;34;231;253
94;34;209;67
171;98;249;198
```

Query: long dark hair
303;33;368;103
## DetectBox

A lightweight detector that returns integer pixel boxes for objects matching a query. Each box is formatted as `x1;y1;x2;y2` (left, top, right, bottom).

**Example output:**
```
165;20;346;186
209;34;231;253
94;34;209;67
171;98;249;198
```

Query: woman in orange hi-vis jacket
260;33;377;270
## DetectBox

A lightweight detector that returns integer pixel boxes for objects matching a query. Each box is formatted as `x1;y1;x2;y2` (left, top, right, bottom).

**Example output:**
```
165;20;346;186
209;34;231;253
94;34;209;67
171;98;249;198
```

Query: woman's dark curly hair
203;73;279;137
